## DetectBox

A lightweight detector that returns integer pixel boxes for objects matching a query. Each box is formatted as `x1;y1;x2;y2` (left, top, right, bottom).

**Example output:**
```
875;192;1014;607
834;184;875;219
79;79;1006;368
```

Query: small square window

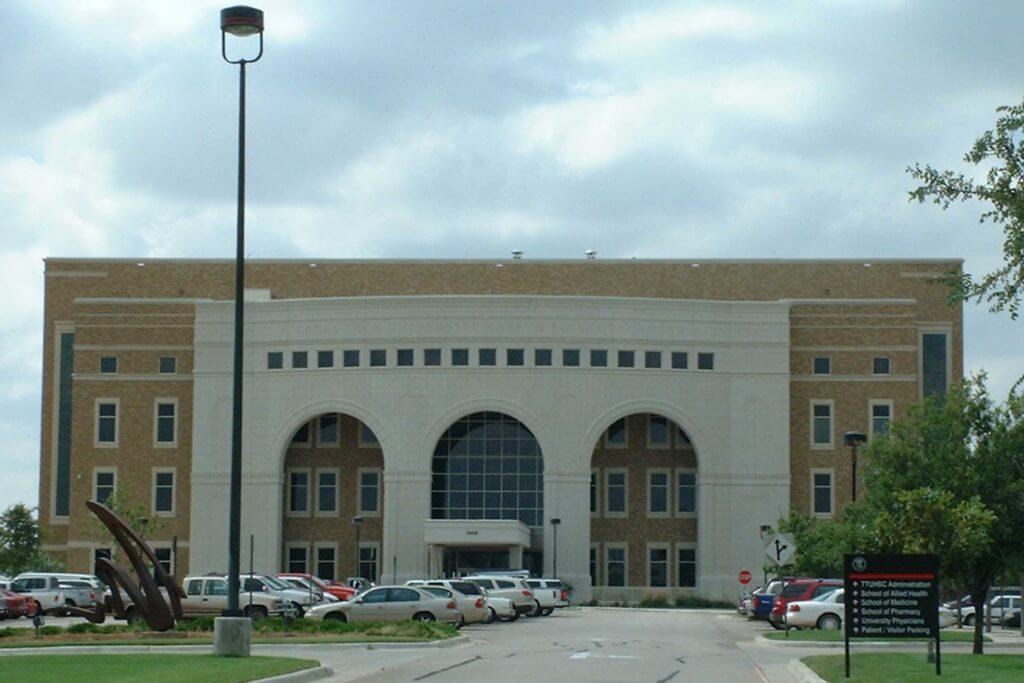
535;349;552;366
562;349;580;367
813;357;831;375
158;357;177;374
100;357;117;374
617;350;635;368
697;352;714;370
397;349;414;366
292;351;308;369
452;349;469;366
317;350;334;368
645;351;662;369
507;349;524;366
873;356;891;375
424;349;442;366
343;350;360;367
590;349;608;367
479;348;496;366
370;349;386;367
267;352;283;370
671;352;688;369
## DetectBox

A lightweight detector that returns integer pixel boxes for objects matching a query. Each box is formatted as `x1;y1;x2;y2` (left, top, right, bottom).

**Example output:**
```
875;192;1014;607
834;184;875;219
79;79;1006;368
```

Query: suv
277;573;356;601
406;579;488;624
525;578;569;616
464;576;535;616
769;579;842;630
9;574;65;616
178;575;284;622
239;573;321;616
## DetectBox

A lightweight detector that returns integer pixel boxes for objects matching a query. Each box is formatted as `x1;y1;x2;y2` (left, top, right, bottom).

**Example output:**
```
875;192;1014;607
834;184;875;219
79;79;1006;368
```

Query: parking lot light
843;432;867;501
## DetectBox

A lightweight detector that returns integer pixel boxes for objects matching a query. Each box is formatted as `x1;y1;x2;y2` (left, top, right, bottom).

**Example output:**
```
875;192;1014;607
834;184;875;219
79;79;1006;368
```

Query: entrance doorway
442;548;510;577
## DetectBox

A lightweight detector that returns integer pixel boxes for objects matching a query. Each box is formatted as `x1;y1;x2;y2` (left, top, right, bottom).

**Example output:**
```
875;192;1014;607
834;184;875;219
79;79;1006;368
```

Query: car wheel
541;608;554;616
324;611;347;623
243;606;268;622
817;614;841;631
964;614;975;626
528;600;542;617
413;612;436;622
484;607;496;624
769;617;785;630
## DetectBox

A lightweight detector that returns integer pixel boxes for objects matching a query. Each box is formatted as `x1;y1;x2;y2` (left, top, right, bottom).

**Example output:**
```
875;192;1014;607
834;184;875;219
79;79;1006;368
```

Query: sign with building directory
843;553;941;677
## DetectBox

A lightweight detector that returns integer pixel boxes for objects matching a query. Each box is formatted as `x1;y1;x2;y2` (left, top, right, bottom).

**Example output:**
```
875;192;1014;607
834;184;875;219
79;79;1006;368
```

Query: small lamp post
843;432;868;502
550;518;561;578
352;516;364;580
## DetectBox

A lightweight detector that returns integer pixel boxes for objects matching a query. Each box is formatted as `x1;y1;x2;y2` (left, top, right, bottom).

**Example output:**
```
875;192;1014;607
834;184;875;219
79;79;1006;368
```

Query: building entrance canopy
424;519;531;548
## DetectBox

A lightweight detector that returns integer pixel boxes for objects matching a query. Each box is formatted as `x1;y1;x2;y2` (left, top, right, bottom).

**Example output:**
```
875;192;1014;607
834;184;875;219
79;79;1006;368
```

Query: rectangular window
317;414;339;445
813;357;831;375
872;356;891;375
811;401;834;448
921;331;949;397
94;547;112;570
358;544;379;581
94;469;116;505
479;348;496;366
647;470;669;515
648;546;669;587
397;349;414;366
359;469;381;514
292;351;308;369
317;470;338;515
675;470;697;514
590;470;598;515
154;547;172;576
590;349;608;367
644;351;662;369
55;331;74;517
561;348;580;367
317;350;334;368
870;401;892;438
605;418;627;448
502;348;523;366
671;352;688;369
605;545;627;587
452;348;469;366
268;351;283;369
370;349;386;367
677;547;696;587
605;470;627;516
424;348;442;366
155;400;176;445
534;349;552;366
590;546;598;587
158;356;177;374
288;470;310;515
617;350;635;368
96;400;118;446
287;545;308;574
697;352;714;370
343;350;360;367
812;470;833;516
100;356;117;373
315;545;336;580
359;424;380;447
648;415;669;447
153;470;175;516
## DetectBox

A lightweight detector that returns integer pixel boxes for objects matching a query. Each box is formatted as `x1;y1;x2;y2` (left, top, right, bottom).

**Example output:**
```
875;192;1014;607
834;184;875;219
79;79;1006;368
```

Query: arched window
431;412;544;526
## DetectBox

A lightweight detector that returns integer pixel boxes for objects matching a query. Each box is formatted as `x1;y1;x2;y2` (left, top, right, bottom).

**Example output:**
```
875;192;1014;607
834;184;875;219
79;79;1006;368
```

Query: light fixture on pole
352;516;364;579
843;432;867;502
550;518;561;578
217;5;263;655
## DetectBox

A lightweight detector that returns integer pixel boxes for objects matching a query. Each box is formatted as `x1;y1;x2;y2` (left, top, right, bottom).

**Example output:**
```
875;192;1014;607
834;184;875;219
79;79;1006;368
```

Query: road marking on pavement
412;655;482;680
656;671;679;683
570;651;591;659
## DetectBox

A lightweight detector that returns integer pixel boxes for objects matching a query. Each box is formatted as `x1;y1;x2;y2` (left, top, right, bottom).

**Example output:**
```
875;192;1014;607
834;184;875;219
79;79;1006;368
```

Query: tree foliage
908;98;1024;319
0;504;63;576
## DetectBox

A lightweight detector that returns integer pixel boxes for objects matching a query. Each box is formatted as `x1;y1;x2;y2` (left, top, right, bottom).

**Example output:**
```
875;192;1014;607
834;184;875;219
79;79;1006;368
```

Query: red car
0;589;37;619
769;578;842;629
276;573;357;601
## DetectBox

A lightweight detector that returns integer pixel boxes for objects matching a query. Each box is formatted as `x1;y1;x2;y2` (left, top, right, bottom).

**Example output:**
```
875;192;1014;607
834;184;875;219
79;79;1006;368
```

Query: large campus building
37;258;962;601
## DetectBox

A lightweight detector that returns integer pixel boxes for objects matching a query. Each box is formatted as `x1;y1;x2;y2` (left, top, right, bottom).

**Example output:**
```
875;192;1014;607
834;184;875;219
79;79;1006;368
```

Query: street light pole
550;518;561;578
220;5;264;620
843;432;867;502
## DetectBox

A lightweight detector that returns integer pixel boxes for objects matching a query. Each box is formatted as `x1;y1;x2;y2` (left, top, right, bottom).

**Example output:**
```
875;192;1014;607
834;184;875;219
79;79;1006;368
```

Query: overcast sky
2;1;1022;514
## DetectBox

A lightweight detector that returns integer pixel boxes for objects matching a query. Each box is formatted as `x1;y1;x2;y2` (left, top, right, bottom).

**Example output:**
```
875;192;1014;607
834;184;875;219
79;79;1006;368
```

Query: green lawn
804;653;1024;682
765;629;986;642
0;654;317;683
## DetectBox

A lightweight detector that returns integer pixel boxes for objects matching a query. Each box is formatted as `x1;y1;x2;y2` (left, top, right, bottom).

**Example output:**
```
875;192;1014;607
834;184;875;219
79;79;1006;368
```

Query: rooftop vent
585;249;597;260
511;250;523;260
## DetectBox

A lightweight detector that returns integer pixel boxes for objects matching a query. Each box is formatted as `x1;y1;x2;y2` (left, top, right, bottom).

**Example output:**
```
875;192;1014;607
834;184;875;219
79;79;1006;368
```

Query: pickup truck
525;578;569;616
58;580;99;614
9;574;65;616
172;575;285;622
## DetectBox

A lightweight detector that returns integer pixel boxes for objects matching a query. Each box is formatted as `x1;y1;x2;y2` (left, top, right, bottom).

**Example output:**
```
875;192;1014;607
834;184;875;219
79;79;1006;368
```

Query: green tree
908;98;1024;320
0;503;62;576
777;506;876;579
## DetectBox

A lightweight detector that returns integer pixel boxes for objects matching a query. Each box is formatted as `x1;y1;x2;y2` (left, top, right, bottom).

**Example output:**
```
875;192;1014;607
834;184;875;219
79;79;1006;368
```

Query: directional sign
764;533;797;566
844;553;939;639
738;570;752;585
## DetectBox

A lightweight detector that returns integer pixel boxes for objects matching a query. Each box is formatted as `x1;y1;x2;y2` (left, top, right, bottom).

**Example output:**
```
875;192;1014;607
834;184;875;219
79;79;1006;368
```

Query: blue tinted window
697;352;714;370
922;333;947;397
507;349;524;366
292;351;308;369
535;349;552;366
424;349;442;366
671;352;687;369
479;348;496;366
452;349;469;366
317;350;334;368
617;350;635;368
645;351;661;369
397;349;414;366
370;349;386;367
562;349;580;367
590;349;608;367
268;352;283;371
343;350;360;367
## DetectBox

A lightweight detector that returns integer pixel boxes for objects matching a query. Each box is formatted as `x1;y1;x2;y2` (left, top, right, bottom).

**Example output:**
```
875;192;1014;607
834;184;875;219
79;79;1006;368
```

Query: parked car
416;585;485;626
956;594;1023;626
406;579;488;625
525;578;569;616
0;589;37;619
58;580;99;614
464;576;535;616
769;579;843;630
176;575;285;622
785;588;845;630
346;577;374;593
10;574;66;616
1002;608;1022;628
277;573;356;601
752;578;797;620
239;573;321;616
480;589;517;623
305;585;460;625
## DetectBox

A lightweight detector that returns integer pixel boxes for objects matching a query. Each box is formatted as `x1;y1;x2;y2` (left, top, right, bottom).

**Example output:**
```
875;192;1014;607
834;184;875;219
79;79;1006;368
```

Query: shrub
673;595;733;609
638;595;670;608
66;622;99;634
39;626;63;636
175;616;216;632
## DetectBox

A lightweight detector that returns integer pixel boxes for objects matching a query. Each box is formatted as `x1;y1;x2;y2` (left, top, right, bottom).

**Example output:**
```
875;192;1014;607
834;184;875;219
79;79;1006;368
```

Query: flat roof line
44;257;964;265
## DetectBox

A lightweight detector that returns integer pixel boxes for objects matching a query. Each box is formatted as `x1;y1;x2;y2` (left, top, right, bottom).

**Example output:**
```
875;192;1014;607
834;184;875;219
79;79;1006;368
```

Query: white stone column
509;545;523;570
543;471;592;601
381;470;430;584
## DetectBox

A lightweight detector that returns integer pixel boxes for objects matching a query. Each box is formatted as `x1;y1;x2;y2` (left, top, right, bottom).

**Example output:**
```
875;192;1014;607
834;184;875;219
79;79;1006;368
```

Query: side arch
271;399;390;472
579;399;705;469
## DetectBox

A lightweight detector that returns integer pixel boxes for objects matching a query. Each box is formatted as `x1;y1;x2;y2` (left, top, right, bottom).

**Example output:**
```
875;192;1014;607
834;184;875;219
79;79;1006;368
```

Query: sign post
844;553;940;678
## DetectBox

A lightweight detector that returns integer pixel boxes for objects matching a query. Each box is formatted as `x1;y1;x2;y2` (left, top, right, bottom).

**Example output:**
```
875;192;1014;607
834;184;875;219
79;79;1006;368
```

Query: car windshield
423;587;451;598
449;581;481;596
814;589;841;602
261;576;291;590
766;582;783;595
781;584;809;598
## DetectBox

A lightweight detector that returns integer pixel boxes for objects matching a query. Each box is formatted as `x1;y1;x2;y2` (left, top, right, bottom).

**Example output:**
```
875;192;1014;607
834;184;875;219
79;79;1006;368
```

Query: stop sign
738;570;752;585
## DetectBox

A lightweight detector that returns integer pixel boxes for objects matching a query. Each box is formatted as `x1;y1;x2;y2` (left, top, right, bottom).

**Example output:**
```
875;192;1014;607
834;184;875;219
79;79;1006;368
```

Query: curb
583;606;735;614
0;635;467;655
757;634;1024;650
258;666;334;683
787;659;826;683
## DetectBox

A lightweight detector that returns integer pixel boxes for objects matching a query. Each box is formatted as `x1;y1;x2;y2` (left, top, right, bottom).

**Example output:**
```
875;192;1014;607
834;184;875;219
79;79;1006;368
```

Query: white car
464;576;535;616
525;578;568;616
785;588;846;630
9;574;66;616
481;590;517;623
306;585;461;625
406;580;487;625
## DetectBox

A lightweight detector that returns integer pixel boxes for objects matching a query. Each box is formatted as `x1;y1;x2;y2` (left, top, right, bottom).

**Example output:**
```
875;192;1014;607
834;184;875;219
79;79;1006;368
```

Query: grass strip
803;653;1024;682
765;629;988;642
0;654;316;683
